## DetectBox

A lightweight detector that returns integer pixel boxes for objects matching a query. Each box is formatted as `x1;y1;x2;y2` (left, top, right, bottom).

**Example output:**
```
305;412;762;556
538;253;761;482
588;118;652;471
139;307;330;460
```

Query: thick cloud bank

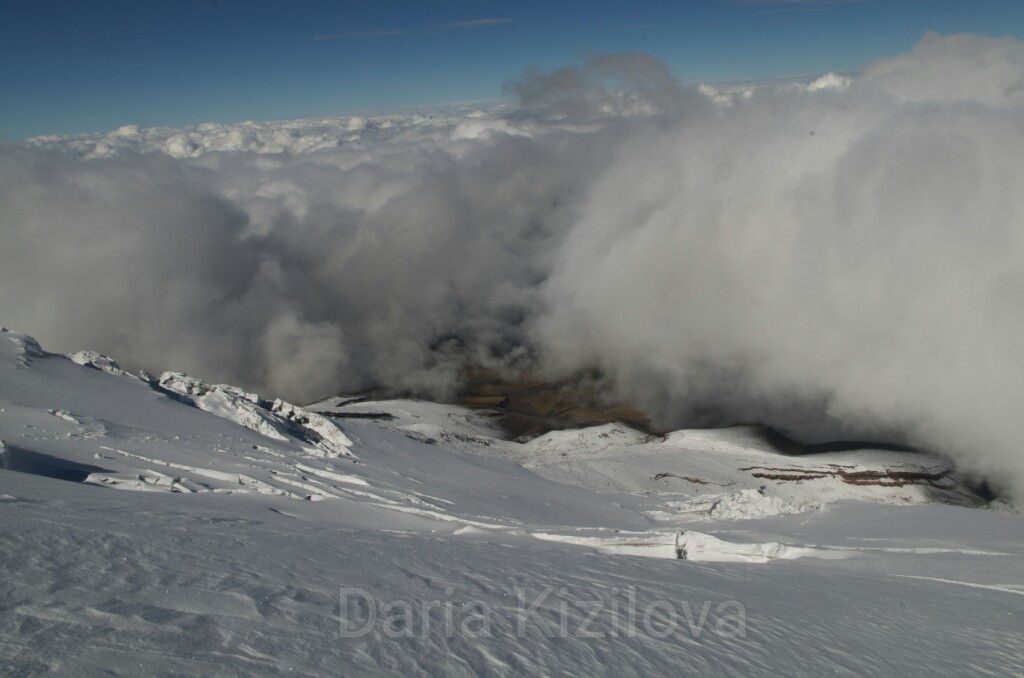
4;33;1024;493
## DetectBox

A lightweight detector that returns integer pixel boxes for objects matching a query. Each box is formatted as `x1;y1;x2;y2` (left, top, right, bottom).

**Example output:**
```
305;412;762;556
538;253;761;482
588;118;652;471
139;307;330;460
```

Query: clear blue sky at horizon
1;0;1022;140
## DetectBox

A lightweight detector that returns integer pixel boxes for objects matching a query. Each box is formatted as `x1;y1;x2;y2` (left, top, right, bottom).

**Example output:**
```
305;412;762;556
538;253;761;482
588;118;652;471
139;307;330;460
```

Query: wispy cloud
314;29;408;40
730;0;860;11
314;18;512;41
436;18;513;30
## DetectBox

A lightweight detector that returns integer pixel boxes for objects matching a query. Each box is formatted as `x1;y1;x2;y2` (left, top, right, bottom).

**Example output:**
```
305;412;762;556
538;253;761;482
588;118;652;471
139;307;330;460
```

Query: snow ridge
158;372;353;457
2;328;47;367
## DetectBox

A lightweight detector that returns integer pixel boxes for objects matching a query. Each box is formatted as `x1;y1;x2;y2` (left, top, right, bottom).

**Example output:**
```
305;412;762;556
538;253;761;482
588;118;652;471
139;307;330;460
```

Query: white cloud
5;33;1024;497
436;18;513;30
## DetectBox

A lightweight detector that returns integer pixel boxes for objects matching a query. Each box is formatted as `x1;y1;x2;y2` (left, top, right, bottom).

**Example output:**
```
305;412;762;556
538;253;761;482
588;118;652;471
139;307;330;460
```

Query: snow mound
270;399;354;458
309;397;504;450
676;531;822;563
656;489;815;521
157;372;354;458
159;372;290;442
526;423;652;455
533;529;830;562
47;409;80;424
2;329;47;366
68;350;135;378
397;422;445;445
661;426;777;455
85;470;205;494
532;530;682;559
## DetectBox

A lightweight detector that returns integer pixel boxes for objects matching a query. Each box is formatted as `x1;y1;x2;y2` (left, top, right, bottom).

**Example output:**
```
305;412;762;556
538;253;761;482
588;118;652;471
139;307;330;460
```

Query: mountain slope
1;329;1022;676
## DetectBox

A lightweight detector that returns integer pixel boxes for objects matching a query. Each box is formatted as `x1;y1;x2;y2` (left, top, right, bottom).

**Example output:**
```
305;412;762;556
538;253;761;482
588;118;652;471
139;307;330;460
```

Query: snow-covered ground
1;329;1022;676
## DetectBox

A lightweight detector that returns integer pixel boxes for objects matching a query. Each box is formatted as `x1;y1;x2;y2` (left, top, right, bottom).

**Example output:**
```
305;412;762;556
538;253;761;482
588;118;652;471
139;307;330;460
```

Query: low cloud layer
4;32;1024;493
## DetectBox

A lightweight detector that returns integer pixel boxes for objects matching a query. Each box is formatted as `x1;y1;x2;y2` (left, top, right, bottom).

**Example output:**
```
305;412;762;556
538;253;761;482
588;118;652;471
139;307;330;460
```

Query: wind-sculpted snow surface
1;333;1024;675
4;33;1024;499
1;333;1023;675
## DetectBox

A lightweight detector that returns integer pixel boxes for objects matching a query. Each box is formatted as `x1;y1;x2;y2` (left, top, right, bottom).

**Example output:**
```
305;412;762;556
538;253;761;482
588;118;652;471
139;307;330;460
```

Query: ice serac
270;399;354;458
157;372;354;458
158;372;291;442
68;351;137;379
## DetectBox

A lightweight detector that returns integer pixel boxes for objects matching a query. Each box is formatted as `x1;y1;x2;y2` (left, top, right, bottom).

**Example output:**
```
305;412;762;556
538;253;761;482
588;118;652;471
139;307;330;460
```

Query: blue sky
2;0;1022;139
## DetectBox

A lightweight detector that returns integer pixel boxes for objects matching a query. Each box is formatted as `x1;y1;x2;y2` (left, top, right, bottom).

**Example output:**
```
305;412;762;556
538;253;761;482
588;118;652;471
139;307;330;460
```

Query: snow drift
3;33;1024;495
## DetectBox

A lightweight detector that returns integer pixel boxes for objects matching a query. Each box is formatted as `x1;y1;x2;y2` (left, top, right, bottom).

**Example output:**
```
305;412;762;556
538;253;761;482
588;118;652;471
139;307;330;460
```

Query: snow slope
1;330;1022;676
